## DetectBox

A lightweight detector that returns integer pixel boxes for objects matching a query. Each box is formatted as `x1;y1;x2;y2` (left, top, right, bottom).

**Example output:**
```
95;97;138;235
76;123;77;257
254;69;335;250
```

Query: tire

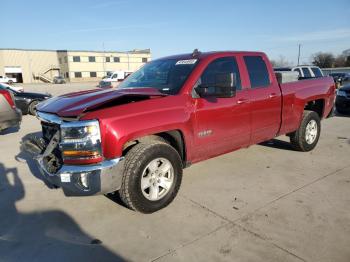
290;110;321;152
28;100;39;115
8;80;13;85
119;141;183;213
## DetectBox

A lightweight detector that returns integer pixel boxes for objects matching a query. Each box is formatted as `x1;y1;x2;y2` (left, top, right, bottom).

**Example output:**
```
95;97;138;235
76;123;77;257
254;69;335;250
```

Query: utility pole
102;42;106;76
297;44;301;66
127;51;130;71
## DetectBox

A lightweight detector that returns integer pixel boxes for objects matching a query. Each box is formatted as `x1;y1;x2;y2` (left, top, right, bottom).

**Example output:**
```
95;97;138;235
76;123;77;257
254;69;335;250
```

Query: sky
2;0;350;64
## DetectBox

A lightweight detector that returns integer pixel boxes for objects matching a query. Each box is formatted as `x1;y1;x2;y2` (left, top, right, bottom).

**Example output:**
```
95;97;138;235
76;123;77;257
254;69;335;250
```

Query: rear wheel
290;110;321;152
8;80;13;85
29;100;39;115
119;141;183;213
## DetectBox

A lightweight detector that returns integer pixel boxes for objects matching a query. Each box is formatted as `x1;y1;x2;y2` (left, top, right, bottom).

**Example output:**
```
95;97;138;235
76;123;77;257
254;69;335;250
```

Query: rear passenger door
243;55;282;144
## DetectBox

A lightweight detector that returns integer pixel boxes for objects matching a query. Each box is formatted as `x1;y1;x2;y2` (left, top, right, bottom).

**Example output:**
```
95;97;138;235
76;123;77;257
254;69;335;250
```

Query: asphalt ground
0;82;349;262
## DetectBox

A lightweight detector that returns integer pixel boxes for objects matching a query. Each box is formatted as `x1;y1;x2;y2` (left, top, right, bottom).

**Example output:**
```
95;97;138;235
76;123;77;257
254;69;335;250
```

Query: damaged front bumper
36;156;124;196
33;111;125;196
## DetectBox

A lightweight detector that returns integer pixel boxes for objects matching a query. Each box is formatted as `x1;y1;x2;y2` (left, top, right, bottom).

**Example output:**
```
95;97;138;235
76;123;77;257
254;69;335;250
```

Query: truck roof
157;51;266;61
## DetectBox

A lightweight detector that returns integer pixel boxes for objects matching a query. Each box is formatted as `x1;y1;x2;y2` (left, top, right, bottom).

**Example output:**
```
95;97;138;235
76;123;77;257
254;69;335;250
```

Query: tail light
1;90;16;109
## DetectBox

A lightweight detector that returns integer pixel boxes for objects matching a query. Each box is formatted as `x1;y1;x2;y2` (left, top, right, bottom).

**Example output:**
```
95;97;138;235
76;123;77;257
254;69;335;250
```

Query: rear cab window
311;67;323;77
302;67;311;77
243;56;270;88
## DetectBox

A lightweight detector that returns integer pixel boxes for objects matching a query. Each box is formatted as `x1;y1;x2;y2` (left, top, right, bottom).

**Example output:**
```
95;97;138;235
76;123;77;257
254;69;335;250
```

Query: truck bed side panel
278;77;335;135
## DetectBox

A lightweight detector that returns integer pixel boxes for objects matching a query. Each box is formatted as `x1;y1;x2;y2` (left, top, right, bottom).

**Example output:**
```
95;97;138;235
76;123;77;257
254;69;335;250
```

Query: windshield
118;58;198;94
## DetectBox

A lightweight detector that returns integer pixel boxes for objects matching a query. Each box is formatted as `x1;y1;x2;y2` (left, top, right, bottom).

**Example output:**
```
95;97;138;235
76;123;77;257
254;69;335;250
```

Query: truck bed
278;77;335;135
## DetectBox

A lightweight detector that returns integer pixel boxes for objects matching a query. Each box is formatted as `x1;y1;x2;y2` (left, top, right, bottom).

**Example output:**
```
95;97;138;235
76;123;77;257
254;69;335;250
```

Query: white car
0;76;17;84
0;83;24;93
99;71;132;88
274;66;324;79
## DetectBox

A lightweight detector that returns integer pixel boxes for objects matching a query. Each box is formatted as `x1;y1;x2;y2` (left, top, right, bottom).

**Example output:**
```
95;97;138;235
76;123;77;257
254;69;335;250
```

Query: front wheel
119;141;183;213
8;80;13;85
290;110;321;152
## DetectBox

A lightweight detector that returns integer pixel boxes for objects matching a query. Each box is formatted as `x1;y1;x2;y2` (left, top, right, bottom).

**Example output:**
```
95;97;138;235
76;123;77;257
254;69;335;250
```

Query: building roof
0;48;151;54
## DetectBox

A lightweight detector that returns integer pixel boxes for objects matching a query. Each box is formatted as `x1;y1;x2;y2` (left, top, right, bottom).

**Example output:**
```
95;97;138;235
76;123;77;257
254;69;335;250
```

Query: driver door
192;56;251;161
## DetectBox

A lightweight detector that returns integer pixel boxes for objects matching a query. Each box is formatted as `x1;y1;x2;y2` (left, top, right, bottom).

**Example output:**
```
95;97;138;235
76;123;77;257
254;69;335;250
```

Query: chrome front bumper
36;156;124;196
35;111;124;196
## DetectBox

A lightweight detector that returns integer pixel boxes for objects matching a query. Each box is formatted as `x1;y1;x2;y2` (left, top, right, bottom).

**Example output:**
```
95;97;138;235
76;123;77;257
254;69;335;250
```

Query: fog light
79;173;89;189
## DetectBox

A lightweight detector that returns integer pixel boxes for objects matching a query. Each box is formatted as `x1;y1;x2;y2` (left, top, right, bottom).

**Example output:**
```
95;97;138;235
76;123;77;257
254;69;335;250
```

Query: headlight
60;120;102;164
337;90;347;97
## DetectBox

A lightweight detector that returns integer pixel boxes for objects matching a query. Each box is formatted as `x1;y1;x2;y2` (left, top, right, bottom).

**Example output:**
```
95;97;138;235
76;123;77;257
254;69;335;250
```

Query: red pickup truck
34;50;335;213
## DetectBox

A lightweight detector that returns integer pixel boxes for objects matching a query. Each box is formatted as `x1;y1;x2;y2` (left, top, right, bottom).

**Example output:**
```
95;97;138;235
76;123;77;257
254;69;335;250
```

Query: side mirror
195;73;236;98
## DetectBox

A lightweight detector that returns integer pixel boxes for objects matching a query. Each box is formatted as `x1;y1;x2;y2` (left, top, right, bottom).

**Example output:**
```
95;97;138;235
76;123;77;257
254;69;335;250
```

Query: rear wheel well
304;99;324;118
122;130;187;166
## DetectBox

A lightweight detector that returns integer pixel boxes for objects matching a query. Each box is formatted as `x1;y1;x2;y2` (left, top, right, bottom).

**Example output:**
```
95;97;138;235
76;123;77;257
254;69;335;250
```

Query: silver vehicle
53;76;66;84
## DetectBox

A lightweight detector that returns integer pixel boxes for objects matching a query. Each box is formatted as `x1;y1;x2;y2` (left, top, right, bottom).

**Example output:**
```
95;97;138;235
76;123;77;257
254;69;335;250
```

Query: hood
36;88;167;117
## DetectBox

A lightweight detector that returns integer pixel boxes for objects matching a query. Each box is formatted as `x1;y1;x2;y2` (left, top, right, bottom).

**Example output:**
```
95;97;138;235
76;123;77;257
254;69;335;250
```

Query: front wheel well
304;99;324;118
122;130;187;166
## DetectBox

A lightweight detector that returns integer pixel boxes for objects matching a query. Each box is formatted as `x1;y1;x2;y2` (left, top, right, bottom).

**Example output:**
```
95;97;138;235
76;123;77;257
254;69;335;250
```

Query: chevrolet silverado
32;50;335;213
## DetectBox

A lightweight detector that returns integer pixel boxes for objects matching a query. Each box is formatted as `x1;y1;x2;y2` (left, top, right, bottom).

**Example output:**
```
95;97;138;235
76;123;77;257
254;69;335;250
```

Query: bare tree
312;52;335;68
270;55;292;67
334;55;347;67
346;56;350;67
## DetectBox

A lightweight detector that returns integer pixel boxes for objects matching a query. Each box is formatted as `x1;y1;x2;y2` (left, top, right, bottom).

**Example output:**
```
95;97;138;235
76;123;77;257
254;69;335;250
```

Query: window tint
89;56;95;62
244;56;270;88
74;72;82;78
142;57;148;63
73;56;80;62
293;68;302;76
302;68;311;77
311;67;323;77
106;57;110;62
200;57;242;92
90;72;97;77
114;57;120;63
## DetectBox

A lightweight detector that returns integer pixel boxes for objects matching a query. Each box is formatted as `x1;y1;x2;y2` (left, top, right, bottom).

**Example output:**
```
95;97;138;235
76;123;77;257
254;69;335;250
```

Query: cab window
199;57;242;93
302;67;311;77
244;56;270;88
311;67;323;77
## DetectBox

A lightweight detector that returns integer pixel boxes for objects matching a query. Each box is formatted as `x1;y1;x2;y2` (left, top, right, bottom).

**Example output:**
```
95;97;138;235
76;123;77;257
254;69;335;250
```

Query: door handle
237;98;249;104
269;93;277;99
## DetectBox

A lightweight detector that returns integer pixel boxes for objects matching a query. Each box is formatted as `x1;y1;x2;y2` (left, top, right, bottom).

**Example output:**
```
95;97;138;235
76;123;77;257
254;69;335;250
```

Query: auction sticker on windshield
176;59;197;65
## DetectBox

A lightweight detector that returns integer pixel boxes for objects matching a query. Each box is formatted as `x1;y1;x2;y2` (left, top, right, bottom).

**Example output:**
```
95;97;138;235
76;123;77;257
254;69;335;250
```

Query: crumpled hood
36;88;166;117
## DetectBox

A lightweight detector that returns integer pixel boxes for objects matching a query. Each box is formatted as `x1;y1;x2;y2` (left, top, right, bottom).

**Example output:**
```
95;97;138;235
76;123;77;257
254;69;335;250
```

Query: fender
82;94;196;161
